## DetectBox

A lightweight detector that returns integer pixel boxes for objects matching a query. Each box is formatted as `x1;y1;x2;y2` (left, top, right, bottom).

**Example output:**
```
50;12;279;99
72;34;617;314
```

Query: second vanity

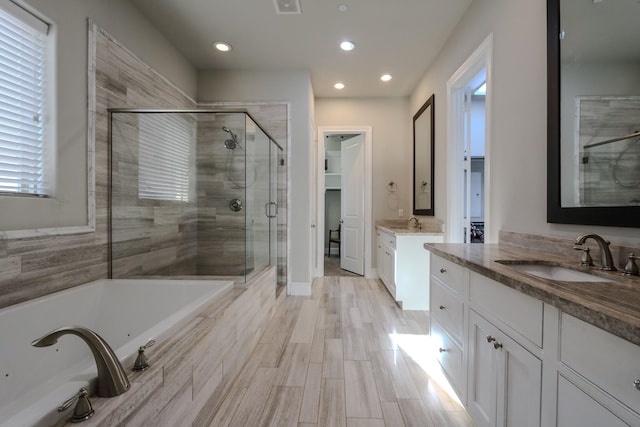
376;222;444;310
426;241;640;427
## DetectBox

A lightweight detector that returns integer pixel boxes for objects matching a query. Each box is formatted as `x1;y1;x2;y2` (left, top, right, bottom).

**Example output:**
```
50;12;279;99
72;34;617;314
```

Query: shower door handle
265;202;278;218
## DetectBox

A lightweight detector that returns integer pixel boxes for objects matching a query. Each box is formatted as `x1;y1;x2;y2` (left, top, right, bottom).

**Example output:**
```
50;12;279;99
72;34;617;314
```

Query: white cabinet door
384;246;396;297
468;310;499;427
377;242;386;285
557;376;628;427
468;310;542;427
496;328;541;427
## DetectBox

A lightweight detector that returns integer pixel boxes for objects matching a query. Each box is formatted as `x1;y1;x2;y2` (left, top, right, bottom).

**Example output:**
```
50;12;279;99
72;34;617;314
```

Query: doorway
316;127;372;278
447;34;493;243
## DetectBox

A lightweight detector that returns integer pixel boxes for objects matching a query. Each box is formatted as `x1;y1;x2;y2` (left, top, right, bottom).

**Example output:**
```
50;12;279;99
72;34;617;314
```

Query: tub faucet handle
133;339;156;372
58;387;94;423
624;253;640;276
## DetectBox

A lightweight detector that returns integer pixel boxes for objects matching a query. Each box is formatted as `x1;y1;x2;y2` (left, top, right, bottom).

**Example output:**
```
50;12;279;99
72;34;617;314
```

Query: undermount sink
495;260;613;282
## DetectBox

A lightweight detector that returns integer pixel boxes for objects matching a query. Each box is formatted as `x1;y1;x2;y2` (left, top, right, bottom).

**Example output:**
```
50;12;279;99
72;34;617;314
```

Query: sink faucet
573;233;617;271
408;217;421;230
32;326;130;397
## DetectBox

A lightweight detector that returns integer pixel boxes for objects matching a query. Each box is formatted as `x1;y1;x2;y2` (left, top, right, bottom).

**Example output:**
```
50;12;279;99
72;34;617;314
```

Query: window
138;113;195;202
0;1;52;196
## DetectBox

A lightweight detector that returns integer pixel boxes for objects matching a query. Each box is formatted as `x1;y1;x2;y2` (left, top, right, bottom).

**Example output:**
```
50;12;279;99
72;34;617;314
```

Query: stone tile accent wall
0;22;289;308
53;266;278;427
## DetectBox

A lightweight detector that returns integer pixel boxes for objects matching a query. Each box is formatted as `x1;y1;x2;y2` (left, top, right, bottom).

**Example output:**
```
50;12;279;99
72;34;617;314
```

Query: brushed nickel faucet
408;217;421;230
573;233;617;271
32;326;130;397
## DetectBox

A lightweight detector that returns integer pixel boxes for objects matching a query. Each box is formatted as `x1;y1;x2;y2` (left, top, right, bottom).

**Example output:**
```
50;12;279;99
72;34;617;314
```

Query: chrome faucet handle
573;245;594;266
58;387;94;423
133;339;156;372
624;253;639;276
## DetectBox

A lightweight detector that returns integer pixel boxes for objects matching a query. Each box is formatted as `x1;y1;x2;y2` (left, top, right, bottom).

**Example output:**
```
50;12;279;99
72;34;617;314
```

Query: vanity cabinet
557;313;640;426
377;227;444;310
429;251;640;427
467;309;541;427
376;228;396;299
467;272;543;427
430;255;469;397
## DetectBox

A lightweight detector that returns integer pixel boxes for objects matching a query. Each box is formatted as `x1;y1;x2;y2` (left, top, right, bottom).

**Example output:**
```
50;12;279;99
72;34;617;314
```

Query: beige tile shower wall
110;113;199;278
55;266;277;427
196;113;248;276
200;103;289;288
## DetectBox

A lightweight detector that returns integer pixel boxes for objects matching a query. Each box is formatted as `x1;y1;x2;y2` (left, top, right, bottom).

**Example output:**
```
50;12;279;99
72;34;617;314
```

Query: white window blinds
0;2;50;196
138;113;194;202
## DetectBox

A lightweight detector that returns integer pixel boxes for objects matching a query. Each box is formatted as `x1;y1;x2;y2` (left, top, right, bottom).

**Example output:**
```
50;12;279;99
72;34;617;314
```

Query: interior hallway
210;276;473;426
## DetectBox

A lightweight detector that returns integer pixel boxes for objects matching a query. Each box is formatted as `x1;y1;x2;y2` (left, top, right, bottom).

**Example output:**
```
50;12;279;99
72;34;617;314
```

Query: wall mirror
413;95;435;216
548;0;640;227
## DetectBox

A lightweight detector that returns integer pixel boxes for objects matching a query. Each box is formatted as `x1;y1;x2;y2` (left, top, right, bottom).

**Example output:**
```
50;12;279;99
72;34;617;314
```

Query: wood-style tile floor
210;276;474;427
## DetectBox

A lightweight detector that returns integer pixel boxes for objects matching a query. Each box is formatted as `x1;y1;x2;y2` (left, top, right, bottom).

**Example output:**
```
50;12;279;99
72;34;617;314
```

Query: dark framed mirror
547;0;640;227
413;95;435;216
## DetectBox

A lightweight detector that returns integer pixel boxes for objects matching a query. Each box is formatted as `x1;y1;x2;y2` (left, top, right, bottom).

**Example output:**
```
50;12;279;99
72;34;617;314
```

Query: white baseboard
288;281;311;296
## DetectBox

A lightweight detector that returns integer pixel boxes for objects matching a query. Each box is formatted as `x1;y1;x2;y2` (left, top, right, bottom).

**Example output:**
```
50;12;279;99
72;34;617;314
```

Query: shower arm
583;130;640;150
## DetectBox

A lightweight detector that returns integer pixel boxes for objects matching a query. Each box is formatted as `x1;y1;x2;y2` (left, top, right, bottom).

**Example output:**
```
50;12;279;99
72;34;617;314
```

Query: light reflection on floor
389;332;463;405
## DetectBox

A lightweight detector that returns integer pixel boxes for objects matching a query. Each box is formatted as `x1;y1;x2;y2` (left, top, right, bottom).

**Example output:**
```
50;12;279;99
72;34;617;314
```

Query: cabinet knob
634;380;640;391
438;348;448;353
493;342;503;350
440;268;446;273
486;335;496;343
439;305;446;310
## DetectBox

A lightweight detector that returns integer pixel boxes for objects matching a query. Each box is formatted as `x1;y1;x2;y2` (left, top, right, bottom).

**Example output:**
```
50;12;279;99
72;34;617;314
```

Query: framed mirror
547;0;640;227
413;95;435;216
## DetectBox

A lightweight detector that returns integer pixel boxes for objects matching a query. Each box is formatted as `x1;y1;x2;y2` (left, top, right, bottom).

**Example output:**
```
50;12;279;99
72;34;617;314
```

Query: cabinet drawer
431;318;464;395
376;229;396;249
469;272;543;347
431;280;464;343
561;313;640;414
431;255;468;296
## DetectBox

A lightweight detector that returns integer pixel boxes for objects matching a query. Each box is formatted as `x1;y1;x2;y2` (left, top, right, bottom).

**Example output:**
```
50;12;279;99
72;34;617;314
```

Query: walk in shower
108;110;283;285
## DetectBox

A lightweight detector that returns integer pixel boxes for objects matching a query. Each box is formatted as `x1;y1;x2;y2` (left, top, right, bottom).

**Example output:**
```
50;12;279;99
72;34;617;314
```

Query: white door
340;134;364;275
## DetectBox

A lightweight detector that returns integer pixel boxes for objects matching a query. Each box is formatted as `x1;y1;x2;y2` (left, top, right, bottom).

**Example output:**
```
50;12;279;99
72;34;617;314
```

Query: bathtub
0;278;233;427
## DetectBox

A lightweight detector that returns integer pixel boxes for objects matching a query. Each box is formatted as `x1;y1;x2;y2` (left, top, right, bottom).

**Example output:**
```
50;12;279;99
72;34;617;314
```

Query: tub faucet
573;233;617;271
32;326;130;397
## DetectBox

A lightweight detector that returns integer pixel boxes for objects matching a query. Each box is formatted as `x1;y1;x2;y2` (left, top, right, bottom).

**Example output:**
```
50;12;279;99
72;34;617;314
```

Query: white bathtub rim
0;278;234;427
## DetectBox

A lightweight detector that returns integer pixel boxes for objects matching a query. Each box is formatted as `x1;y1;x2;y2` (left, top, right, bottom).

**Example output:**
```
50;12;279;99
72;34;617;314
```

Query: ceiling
130;0;472;98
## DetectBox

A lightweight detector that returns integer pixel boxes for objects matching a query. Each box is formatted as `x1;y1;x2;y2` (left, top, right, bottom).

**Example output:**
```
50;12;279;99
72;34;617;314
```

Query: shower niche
108;110;283;284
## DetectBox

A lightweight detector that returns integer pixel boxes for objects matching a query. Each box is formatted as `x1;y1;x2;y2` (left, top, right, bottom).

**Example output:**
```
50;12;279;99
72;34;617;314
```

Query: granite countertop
376;219;444;236
425;243;640;346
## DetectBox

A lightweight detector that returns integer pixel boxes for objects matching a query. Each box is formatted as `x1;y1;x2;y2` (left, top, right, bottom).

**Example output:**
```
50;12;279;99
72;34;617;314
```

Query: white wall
315;97;411;265
0;0;197;231
410;0;640;244
198;69;314;287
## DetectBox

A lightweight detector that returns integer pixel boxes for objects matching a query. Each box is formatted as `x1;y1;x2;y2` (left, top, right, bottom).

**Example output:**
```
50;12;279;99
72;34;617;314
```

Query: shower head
221;126;244;151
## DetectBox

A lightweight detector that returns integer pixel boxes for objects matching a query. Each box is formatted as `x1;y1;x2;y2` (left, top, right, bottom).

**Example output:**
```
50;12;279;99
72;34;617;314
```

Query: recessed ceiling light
338;4;349;12
214;42;232;52
380;74;392;82
340;41;355;51
334;82;345;90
